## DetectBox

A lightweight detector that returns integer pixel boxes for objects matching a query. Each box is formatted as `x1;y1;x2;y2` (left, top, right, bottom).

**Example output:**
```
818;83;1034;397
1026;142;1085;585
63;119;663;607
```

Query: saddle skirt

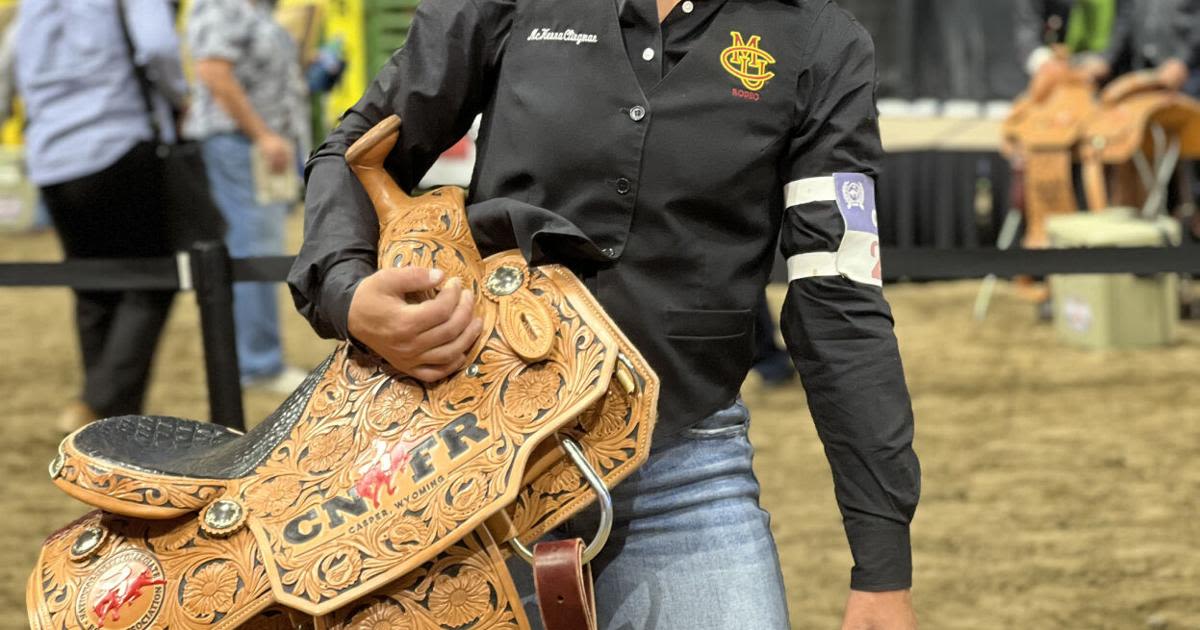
30;115;659;629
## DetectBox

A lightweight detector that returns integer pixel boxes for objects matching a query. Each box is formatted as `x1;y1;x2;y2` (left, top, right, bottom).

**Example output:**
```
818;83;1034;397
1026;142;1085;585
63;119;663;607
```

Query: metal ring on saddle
510;437;613;565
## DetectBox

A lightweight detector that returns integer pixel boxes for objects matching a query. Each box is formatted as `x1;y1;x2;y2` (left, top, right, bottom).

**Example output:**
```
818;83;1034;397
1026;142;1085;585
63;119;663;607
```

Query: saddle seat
50;360;330;518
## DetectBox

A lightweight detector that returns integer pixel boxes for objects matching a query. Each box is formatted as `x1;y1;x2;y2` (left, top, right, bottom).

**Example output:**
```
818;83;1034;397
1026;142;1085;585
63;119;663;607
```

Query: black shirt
291;0;919;591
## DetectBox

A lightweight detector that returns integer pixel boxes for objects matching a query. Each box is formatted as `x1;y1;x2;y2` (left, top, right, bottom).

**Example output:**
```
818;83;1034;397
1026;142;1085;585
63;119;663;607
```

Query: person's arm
779;6;919;629
124;0;188;108
1016;0;1053;75
288;0;510;379
1092;0;1134;78
1184;0;1200;69
1158;0;1200;89
193;58;292;171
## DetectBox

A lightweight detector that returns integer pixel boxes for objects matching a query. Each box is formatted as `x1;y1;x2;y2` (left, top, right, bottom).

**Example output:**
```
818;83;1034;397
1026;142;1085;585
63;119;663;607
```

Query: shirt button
682;1;694;13
601;247;617;258
642;47;655;62
615;178;632;195
629;105;646;122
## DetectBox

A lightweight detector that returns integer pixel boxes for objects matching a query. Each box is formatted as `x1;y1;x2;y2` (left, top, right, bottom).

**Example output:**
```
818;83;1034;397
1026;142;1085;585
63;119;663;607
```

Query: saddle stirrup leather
28;114;660;630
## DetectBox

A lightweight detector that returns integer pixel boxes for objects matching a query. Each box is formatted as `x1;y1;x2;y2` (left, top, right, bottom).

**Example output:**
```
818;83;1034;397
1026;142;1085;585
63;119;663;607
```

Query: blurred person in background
1083;0;1200;95
1017;0;1117;77
185;0;311;394
15;0;186;432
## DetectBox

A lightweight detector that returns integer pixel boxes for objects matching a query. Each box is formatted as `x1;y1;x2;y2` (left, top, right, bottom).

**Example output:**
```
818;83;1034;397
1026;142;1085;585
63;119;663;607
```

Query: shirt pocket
664;308;753;340
664;308;755;407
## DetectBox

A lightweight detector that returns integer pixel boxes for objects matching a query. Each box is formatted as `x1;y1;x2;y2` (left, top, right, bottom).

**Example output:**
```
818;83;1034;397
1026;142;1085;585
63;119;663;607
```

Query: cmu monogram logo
720;31;776;92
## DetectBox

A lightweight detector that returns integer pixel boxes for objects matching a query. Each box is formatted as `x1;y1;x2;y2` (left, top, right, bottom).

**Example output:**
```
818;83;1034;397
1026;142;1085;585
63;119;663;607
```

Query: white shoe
243;366;309;395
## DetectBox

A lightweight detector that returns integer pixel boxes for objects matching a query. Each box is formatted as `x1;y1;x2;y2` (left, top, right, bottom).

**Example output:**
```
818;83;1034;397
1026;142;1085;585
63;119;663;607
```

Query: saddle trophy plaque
29;115;660;630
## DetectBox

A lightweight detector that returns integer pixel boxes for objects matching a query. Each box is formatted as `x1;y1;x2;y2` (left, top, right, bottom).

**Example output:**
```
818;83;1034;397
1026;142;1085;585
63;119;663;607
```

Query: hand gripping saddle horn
29;115;659;630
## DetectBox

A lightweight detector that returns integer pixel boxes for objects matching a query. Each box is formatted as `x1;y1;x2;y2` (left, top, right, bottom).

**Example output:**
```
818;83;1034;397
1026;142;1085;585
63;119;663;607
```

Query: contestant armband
783;173;882;288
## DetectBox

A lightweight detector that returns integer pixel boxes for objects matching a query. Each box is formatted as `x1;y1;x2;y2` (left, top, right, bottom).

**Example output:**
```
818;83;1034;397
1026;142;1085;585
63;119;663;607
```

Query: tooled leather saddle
29;115;660;630
1080;71;1200;214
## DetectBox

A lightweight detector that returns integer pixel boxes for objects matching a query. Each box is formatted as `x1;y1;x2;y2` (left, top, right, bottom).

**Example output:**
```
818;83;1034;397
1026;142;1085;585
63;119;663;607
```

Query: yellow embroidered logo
720;31;776;92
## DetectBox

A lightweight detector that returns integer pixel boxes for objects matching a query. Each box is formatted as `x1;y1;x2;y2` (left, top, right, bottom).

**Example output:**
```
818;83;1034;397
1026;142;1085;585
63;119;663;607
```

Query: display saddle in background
29;115;659;630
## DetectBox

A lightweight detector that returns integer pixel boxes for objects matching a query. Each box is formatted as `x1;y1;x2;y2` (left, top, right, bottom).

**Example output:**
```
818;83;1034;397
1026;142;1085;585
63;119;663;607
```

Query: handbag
115;0;227;250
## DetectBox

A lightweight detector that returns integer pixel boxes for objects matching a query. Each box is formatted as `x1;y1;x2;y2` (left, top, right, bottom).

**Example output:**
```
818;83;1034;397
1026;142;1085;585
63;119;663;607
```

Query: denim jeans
201;133;287;379
510;400;792;629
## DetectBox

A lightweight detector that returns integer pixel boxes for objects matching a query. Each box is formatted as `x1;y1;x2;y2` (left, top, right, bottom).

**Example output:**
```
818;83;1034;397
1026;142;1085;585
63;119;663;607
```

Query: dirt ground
1;220;1197;629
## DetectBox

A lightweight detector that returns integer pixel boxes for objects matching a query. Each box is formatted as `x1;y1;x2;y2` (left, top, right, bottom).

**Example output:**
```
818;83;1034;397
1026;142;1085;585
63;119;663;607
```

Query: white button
682;1;694;13
642;47;655;62
629;106;646;122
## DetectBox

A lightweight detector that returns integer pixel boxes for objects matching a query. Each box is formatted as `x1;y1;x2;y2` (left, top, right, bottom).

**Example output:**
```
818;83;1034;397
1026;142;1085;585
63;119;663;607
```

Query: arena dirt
2;223;1197;629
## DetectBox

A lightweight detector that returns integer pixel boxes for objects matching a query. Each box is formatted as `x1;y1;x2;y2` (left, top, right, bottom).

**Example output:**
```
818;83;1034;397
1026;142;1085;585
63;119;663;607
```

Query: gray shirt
183;0;309;152
15;0;187;186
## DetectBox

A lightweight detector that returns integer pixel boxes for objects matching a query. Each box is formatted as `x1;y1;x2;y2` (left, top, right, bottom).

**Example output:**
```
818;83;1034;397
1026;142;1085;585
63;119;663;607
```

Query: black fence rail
2;241;1198;430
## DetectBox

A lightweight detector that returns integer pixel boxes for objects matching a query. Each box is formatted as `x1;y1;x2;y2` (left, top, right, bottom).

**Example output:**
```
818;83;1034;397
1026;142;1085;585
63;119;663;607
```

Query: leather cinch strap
533;539;598;630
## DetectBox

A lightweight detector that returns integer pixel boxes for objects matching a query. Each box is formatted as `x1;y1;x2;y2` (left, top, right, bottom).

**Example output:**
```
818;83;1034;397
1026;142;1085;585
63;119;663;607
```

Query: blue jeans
511;400;792;629
201;134;287;379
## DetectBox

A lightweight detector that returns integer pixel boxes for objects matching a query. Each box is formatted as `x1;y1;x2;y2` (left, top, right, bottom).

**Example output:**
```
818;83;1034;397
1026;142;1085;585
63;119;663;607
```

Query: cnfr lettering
283;509;321;545
438;414;489;459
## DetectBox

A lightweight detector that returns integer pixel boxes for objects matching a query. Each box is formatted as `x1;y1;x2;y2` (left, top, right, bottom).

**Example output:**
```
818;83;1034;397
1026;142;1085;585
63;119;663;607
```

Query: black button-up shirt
291;0;919;591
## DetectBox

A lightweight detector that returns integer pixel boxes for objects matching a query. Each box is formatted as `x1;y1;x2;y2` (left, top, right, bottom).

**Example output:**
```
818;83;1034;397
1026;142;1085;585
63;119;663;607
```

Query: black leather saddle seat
69;356;332;481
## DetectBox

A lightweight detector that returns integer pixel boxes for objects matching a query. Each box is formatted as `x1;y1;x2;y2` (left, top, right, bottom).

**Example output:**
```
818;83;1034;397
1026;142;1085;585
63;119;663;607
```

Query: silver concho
485;265;524;297
48;453;65;480
69;526;107;561
201;499;246;537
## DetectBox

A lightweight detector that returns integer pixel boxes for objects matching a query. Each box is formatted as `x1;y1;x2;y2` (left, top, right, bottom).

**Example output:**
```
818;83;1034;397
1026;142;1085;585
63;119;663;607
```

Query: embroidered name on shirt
720;32;776;92
527;28;598;45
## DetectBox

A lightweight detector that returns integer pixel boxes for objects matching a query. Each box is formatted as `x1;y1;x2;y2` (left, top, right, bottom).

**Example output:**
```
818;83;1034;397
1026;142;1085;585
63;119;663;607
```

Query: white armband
783;173;883;287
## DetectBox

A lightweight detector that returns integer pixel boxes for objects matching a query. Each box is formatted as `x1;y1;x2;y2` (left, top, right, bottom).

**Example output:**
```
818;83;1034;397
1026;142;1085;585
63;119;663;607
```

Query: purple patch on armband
833;173;877;235
833;173;882;286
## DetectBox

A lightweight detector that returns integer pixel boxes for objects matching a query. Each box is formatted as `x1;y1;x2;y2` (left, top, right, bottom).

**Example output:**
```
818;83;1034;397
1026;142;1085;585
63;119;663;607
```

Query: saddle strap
533;539;597;630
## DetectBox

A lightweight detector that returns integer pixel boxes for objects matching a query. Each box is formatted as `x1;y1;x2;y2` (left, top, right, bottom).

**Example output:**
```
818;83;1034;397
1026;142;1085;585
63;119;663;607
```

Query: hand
841;590;917;630
348;267;484;382
1079;57;1111;82
255;131;294;175
1157;58;1189;91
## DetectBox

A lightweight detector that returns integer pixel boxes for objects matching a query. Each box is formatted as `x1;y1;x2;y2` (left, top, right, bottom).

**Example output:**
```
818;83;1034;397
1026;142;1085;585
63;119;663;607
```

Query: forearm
781;278;920;591
289;149;380;341
195;60;274;140
290;0;510;337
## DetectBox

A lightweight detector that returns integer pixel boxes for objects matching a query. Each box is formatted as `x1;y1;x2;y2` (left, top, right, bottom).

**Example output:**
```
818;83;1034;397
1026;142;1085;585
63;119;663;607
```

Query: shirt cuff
320;258;375;342
846;520;913;592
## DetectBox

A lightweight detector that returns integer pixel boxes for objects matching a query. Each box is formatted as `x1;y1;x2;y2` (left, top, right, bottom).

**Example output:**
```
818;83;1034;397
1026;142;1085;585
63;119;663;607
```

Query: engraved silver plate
485;265;524;297
203;499;245;536
69;526;107;561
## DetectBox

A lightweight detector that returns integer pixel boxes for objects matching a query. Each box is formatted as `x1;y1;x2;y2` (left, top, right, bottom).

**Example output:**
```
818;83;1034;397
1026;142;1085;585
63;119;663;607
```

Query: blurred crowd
7;0;333;431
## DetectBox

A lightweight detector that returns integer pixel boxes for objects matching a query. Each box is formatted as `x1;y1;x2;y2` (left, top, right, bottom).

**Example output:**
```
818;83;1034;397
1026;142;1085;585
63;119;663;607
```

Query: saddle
1079;71;1200;214
28;115;660;630
1002;57;1098;247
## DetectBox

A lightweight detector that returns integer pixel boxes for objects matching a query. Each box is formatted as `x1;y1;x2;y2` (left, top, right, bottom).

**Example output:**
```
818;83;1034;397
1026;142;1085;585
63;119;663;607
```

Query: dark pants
41;142;175;417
